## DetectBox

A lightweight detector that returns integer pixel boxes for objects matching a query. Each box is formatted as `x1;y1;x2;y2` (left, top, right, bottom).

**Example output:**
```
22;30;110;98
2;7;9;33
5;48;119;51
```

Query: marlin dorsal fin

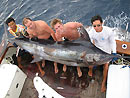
78;26;91;42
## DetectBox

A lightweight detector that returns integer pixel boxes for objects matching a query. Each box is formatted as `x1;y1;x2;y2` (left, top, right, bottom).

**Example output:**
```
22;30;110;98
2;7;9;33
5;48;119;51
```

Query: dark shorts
18;49;26;57
13;42;18;47
48;36;53;41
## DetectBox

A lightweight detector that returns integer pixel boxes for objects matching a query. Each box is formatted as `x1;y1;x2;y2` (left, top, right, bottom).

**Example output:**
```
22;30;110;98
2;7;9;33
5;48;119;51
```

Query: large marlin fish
8;26;126;67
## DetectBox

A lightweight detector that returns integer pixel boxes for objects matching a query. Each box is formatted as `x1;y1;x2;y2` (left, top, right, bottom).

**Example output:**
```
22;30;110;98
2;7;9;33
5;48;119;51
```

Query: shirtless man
23;17;58;74
50;18;83;77
23;17;57;40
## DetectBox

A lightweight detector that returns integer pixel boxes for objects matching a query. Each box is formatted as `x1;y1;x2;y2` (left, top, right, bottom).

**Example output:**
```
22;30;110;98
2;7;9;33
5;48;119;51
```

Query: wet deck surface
19;61;106;98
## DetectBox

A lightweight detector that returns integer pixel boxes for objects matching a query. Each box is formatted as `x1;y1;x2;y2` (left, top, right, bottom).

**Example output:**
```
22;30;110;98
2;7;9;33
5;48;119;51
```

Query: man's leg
31;56;45;76
63;64;67;72
36;62;45;76
54;62;58;74
17;56;23;68
77;66;82;77
101;63;109;92
16;47;23;68
42;60;45;68
88;66;93;77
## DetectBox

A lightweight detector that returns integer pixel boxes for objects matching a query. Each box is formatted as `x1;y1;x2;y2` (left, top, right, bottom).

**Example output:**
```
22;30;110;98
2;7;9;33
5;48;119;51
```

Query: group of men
5;15;117;92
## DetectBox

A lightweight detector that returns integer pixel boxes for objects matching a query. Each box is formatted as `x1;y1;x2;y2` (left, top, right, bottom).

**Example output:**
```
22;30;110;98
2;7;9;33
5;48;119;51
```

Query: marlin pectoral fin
80;51;87;58
80;51;89;65
31;55;44;63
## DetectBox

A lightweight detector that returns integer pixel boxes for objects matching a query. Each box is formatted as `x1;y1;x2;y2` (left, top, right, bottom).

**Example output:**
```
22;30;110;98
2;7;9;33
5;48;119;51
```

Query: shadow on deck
19;60;106;98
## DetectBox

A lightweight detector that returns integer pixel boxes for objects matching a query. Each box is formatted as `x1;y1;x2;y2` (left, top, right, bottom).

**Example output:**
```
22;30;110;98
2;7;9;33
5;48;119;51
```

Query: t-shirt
88;26;116;54
8;24;25;37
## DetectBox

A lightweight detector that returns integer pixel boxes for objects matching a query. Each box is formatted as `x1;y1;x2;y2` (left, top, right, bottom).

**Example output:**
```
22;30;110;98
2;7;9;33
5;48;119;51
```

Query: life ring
122;44;127;49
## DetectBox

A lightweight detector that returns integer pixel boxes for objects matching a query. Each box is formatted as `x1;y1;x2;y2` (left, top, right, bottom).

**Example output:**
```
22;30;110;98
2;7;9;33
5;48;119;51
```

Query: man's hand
31;37;39;41
111;53;118;62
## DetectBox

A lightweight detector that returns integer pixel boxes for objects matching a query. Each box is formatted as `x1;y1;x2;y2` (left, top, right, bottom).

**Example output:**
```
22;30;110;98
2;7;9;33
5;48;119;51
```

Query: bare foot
101;83;106;92
55;66;58;74
18;64;23;69
54;62;58;74
63;64;67;72
40;71;45;76
77;67;82;77
36;62;45;76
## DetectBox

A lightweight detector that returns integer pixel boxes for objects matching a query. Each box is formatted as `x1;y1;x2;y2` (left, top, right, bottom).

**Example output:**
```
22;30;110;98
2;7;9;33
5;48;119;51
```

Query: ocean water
0;0;130;42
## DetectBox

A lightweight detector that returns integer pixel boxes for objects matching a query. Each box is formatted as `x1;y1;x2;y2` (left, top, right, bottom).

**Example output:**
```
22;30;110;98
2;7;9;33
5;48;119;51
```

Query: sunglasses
93;24;101;27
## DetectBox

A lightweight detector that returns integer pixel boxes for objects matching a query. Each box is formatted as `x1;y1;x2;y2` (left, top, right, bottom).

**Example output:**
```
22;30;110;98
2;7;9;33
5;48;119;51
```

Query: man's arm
71;22;83;29
9;30;17;37
41;21;57;41
109;31;116;53
50;31;57;41
45;25;57;41
75;22;83;28
27;29;34;38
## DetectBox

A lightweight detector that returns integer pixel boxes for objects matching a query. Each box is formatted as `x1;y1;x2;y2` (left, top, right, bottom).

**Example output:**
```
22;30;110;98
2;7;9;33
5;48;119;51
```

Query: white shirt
88;26;116;54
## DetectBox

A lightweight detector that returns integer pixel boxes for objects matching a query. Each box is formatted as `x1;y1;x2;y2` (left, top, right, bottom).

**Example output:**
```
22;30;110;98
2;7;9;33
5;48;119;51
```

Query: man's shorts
48;36;53;41
18;49;26;57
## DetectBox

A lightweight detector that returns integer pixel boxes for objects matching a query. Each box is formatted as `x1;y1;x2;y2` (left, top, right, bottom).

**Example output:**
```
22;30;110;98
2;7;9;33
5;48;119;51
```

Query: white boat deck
106;64;130;98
